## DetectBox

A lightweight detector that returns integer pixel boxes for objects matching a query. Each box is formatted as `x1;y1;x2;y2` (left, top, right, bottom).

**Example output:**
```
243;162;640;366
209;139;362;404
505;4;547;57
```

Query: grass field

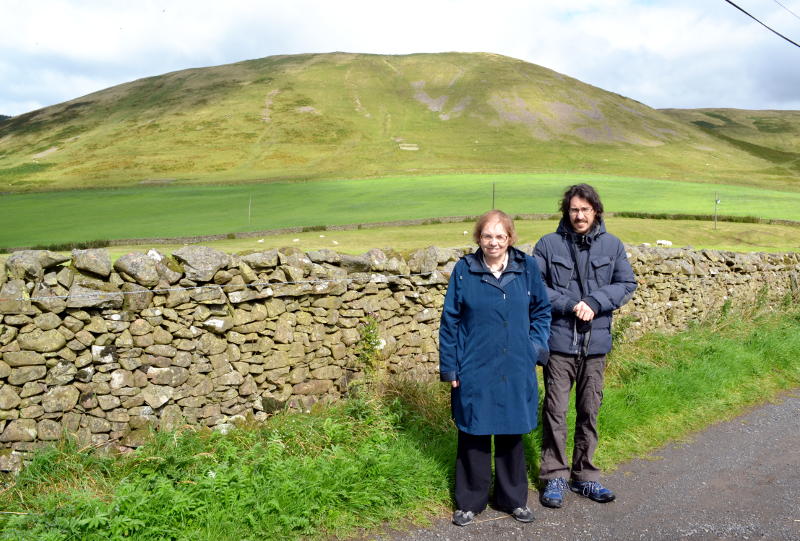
86;217;800;260
3;173;800;251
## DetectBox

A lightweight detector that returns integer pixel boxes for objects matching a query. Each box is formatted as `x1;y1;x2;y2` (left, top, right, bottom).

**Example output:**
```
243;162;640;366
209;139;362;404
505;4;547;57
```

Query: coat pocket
550;255;574;288
591;256;613;286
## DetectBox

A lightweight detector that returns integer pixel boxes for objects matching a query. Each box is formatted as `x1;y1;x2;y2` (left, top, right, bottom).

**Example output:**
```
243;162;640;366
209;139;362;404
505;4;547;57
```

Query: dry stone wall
0;243;798;469
621;245;800;332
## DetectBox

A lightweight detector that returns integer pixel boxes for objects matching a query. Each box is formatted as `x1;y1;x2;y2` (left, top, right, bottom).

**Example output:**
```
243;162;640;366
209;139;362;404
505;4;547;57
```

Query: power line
723;0;800;48
770;0;800;23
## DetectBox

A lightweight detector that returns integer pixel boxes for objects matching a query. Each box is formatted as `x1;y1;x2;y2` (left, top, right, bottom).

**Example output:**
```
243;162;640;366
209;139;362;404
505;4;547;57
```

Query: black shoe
569;480;616;503
452;509;475;526
540;477;569;508
510;506;535;523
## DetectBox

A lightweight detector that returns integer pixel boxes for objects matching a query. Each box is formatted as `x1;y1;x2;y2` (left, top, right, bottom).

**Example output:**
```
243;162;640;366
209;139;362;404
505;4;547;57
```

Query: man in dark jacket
534;184;637;508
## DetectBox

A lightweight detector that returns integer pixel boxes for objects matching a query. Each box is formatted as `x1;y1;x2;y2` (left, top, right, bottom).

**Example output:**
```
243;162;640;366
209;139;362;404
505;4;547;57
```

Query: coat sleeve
438;260;463;382
527;256;552;366
585;239;637;314
534;236;580;316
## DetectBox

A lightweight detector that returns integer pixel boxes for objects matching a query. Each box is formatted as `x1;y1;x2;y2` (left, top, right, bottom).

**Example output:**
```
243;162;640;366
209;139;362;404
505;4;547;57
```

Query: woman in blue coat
439;209;551;526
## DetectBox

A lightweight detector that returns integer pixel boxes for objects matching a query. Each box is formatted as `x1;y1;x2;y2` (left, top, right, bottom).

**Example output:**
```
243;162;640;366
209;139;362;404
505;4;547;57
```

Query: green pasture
3;173;800;251
91;217;800;260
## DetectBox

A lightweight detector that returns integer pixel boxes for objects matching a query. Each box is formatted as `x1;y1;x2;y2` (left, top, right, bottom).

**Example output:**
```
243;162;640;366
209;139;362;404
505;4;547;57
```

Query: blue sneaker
569;480;616;503
540;477;569;508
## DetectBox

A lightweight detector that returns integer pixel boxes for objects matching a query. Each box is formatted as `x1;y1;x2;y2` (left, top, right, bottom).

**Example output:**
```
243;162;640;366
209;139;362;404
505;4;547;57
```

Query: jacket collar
466;246;526;274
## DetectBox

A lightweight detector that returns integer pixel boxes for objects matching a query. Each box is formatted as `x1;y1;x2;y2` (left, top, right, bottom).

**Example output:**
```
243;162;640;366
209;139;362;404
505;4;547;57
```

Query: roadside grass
0;391;454;541
3;173;800;250
2;302;800;540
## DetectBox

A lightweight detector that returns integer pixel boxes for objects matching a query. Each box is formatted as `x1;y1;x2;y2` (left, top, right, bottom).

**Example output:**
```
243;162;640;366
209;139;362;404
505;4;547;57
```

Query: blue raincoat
439;246;551;435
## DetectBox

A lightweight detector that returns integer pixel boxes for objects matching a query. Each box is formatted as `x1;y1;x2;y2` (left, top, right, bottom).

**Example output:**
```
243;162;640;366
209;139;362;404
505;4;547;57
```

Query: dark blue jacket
439;246;551;435
534;217;636;356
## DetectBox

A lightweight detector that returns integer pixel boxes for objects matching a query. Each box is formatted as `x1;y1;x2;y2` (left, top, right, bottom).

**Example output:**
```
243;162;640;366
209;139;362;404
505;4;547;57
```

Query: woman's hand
451;380;460;388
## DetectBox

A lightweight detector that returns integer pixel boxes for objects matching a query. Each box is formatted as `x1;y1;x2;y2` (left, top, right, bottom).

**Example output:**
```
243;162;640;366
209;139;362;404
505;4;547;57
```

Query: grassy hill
661;108;800;180
2;52;799;192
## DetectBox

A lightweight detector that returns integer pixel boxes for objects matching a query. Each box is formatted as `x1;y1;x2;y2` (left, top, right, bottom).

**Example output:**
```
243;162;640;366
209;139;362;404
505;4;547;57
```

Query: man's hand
451;380;460;388
573;300;595;322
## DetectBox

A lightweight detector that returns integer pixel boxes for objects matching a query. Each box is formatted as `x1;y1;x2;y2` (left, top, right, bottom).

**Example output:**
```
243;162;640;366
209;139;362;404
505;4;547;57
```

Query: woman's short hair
559;184;604;220
472;209;517;245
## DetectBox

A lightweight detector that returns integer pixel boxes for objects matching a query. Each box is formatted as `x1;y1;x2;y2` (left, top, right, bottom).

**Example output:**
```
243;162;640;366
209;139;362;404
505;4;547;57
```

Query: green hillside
2;52;798;192
661;108;800;181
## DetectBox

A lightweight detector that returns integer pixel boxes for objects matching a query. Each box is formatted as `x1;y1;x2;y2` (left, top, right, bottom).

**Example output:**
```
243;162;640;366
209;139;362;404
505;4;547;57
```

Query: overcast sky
2;0;800;117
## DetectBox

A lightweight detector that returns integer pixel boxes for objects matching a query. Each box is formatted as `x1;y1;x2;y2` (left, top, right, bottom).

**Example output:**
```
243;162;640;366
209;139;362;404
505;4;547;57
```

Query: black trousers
454;430;529;513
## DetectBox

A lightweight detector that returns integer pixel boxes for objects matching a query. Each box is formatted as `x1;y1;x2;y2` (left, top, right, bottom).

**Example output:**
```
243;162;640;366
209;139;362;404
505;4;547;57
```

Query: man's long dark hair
559;183;604;221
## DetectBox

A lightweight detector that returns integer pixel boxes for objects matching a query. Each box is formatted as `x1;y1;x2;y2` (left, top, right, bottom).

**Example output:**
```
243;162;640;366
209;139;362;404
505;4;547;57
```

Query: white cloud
1;0;800;115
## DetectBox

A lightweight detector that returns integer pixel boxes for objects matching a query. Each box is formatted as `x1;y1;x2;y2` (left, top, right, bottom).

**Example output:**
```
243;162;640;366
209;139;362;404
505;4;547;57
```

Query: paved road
379;390;800;541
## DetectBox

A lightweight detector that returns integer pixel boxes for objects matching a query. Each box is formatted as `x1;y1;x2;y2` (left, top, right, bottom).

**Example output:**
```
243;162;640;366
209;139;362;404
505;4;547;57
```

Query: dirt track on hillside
375;390;800;541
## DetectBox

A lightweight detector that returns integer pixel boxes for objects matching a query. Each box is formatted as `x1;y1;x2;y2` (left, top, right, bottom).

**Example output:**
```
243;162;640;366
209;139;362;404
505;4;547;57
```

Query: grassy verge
0;391;455;541
2;302;800;540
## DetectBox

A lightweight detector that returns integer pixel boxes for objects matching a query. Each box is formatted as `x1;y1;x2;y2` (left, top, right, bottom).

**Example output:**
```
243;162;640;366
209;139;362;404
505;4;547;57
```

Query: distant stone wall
0;244;798;469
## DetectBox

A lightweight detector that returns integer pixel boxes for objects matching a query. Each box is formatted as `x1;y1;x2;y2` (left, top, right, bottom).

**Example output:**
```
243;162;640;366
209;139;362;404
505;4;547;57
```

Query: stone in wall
67;277;124;309
31;283;67;314
173;246;231;282
5;250;69;281
241;249;279;269
72;249;113;278
0;280;33;314
0;419;37;442
114;253;160;287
